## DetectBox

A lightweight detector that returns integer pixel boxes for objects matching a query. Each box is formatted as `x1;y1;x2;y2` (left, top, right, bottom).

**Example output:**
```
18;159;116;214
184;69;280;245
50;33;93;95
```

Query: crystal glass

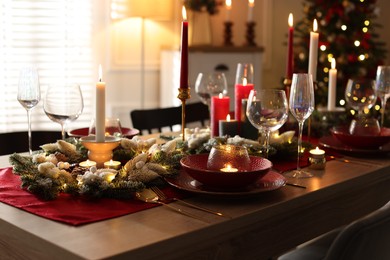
345;78;377;116
89;117;123;137
17;67;40;154
246;89;288;158
375;66;390;126
44;84;84;139
286;73;315;178
195;72;228;109
345;78;377;134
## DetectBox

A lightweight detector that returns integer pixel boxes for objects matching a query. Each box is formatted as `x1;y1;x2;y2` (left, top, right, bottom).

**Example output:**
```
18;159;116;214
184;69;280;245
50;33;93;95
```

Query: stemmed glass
246;89;288;158
17;67;40;155
375;66;390;126
195;72;228;111
43;84;84;139
286;73;315;178
345;79;377;134
89;117;123;137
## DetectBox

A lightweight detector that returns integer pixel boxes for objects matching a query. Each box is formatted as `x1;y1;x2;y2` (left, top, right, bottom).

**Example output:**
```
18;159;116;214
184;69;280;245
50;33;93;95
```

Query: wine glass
286;73;315;178
195;72;228;110
89;117;123;137
17;67;40;155
345;78;377;134
375;66;390;126
246;89;288;158
43;84;84;139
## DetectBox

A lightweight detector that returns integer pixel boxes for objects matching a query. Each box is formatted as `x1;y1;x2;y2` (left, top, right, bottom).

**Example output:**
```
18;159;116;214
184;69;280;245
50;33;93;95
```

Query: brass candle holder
177;87;191;141
80;135;121;168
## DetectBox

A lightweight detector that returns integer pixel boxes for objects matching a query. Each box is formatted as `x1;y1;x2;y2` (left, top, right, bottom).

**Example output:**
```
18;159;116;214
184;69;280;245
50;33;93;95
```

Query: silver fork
150;186;231;219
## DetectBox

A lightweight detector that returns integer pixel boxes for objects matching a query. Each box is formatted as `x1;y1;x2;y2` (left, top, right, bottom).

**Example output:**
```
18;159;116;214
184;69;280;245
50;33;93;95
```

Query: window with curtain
0;0;94;133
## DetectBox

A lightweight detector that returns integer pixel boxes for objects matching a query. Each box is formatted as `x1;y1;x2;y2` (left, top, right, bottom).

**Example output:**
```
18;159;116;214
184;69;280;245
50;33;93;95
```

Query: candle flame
182;6;187;21
243;78;248;86
313;19;318;32
219;93;223;98
331;58;336;69
226;114;231;121
226;0;232;8
248;0;255;7
288;13;293;27
98;64;103;82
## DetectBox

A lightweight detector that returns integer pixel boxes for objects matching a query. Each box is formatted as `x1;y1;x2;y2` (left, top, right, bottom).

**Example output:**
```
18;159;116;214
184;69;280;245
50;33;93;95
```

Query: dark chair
0;131;62;155
278;200;390;260
130;102;209;134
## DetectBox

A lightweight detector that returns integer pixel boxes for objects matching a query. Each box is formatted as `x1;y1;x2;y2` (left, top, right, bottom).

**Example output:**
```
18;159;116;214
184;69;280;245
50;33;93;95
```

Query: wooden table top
1;140;389;260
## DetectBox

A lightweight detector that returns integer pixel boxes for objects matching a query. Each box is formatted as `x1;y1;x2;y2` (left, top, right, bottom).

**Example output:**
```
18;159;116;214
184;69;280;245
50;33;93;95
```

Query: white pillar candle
225;0;232;22
327;58;337;111
247;0;255;22
308;19;319;82
96;65;106;142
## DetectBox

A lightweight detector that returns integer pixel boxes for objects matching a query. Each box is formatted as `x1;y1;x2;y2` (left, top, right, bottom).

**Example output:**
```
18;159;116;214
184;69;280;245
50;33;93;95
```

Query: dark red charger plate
68;127;139;138
319;135;390;156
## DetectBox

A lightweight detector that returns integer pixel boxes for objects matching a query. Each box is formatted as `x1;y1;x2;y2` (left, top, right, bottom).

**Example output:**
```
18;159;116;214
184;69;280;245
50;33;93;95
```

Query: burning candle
286;13;294;79
211;94;230;137
104;159;121;170
79;159;97;168
247;0;255;22
308;19;319;82
235;78;254;123
220;163;238;172
225;0;232;22
219;114;239;137
328;58;337;111
309;147;325;159
179;6;188;89
96;65;106;143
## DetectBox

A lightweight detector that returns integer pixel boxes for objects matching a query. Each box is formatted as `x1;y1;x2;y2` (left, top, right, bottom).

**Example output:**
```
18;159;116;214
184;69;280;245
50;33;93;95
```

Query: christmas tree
294;0;387;108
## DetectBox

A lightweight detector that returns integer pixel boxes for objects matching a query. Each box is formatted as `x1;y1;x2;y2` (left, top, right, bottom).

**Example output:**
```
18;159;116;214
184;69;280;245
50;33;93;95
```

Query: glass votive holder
309;147;326;170
207;145;251;172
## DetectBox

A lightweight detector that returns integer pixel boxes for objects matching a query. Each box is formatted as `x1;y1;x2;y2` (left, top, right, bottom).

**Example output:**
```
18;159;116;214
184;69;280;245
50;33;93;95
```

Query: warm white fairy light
320;45;326;51
364;20;370;26
341;25;347;31
354;40;360;47
362;27;368;33
340;99;345;106
359;54;365;61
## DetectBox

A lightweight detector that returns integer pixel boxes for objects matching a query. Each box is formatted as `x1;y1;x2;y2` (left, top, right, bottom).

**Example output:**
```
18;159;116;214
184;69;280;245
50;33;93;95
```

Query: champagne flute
375;66;390;126
286;73;315;178
44;84;84;139
195;72;228;110
17;67;40;155
246;89;288;158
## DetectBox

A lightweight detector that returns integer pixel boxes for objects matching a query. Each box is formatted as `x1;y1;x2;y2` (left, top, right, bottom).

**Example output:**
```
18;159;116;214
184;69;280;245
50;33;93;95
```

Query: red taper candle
179;6;188;89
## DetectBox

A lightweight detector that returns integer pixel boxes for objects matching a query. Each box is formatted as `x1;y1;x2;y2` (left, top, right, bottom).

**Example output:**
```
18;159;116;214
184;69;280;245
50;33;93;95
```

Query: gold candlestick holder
177;87;191;141
80;136;121;168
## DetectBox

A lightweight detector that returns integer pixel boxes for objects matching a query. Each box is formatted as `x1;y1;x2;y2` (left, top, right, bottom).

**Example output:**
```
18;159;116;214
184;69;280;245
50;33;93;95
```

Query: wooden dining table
1;134;390;260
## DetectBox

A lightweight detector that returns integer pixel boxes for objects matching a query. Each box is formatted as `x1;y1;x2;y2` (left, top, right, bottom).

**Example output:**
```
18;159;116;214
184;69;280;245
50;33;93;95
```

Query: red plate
180;154;272;189
68;127;139;138
165;169;286;197
330;127;390;149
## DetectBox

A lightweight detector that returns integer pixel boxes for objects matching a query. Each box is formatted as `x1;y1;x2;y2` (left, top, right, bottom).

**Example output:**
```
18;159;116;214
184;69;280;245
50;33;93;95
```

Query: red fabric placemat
0;167;176;226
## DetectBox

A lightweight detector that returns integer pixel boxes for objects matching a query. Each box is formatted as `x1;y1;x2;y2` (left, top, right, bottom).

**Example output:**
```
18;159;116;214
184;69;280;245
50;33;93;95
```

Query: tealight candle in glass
309;147;326;170
104;159;121;170
207;145;250;172
79;159;97;168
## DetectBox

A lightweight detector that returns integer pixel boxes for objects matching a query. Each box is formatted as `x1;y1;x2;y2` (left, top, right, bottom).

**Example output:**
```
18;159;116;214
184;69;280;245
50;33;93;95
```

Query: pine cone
71;166;86;177
54;152;68;163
